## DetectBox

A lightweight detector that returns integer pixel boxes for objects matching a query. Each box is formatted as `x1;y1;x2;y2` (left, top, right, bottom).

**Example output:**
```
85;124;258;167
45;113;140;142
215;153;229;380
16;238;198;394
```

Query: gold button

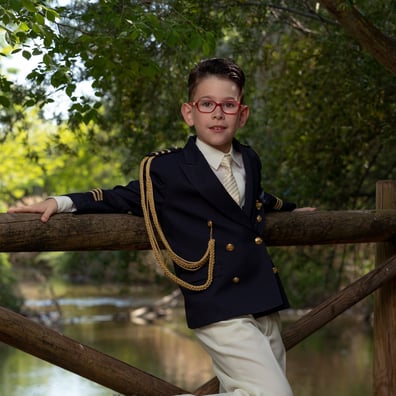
207;220;213;227
256;201;263;210
254;237;263;245
226;243;235;252
232;277;240;284
256;215;263;223
273;266;278;274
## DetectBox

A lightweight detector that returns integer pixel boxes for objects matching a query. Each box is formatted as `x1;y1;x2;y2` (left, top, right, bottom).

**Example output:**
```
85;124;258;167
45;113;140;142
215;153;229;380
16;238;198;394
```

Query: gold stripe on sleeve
90;188;104;201
274;197;283;210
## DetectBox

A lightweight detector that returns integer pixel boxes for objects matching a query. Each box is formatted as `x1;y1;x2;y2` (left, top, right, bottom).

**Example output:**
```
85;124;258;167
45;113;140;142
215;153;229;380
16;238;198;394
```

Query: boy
9;58;314;395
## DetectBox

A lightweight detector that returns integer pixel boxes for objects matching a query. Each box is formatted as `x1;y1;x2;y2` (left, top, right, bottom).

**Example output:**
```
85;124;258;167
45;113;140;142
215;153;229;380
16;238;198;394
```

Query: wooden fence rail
0;182;395;395
1;209;396;252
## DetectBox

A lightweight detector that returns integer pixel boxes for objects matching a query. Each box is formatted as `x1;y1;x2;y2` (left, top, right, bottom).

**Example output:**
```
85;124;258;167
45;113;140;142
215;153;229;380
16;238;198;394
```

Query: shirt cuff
49;196;76;213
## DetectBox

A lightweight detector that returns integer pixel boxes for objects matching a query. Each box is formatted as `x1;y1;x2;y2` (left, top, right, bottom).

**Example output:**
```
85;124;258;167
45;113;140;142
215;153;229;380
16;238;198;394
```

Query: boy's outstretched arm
7;198;58;223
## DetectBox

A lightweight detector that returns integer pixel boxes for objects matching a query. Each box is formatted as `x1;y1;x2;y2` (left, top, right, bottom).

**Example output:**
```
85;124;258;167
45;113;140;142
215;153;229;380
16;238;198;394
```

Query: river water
0;283;373;396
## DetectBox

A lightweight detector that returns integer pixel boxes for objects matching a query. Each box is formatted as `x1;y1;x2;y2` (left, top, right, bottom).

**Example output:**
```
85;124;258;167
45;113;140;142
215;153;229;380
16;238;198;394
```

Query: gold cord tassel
139;155;215;291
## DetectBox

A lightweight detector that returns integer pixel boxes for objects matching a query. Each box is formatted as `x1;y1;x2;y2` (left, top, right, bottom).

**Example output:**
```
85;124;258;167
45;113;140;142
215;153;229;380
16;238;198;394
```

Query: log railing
1;209;395;252
0;180;395;395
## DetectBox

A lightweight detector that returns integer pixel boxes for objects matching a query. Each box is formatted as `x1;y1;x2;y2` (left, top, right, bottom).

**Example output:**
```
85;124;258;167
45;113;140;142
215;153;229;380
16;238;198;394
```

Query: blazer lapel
180;137;254;226
240;146;258;218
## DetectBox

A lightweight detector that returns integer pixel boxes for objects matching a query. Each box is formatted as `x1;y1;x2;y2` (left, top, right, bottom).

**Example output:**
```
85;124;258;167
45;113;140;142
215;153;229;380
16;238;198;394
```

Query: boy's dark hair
188;58;245;101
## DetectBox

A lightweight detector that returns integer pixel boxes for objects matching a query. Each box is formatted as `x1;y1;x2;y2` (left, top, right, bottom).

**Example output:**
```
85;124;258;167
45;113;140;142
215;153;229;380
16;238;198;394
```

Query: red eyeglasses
190;99;242;115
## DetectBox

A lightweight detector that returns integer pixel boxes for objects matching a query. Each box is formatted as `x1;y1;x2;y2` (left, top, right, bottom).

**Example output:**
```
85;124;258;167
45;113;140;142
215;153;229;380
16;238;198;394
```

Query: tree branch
320;0;396;76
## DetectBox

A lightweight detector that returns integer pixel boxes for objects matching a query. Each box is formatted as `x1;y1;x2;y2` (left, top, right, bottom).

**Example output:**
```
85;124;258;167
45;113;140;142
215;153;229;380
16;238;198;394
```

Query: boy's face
181;76;250;153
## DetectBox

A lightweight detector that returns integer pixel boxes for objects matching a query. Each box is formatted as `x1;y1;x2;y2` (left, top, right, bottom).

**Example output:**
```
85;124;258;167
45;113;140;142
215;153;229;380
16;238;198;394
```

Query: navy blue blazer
68;136;296;328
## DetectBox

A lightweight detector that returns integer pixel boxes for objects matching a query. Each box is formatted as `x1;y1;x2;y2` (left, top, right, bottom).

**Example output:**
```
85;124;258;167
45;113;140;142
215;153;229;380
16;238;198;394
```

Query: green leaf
21;0;37;13
65;83;76;97
31;23;42;34
0;96;10;107
82;108;98;124
22;50;32;60
4;31;16;46
45;8;59;23
24;99;35;107
43;53;52;66
50;70;68;88
19;22;30;32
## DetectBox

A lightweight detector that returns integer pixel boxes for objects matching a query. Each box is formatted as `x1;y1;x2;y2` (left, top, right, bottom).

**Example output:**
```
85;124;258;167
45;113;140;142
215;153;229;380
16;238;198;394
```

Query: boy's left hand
7;198;58;223
293;207;316;212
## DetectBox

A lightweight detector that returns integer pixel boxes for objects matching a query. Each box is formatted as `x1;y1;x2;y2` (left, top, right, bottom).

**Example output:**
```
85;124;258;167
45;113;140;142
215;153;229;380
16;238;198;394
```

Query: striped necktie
220;154;240;205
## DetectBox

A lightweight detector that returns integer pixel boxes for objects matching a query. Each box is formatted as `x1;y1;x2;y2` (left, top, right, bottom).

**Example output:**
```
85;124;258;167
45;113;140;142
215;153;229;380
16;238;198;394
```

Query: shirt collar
196;138;243;170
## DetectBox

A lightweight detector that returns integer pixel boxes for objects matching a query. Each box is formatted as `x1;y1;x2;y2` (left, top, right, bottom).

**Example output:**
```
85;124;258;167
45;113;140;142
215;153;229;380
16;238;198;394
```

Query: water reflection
0;290;373;396
0;320;213;395
66;320;214;391
286;317;373;396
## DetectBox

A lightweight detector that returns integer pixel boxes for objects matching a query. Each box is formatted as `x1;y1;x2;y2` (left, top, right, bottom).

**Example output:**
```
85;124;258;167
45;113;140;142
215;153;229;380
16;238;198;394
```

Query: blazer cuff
260;192;296;212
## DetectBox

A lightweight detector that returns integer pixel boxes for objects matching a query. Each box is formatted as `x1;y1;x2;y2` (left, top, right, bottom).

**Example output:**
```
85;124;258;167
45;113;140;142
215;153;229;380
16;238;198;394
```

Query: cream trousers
177;313;293;396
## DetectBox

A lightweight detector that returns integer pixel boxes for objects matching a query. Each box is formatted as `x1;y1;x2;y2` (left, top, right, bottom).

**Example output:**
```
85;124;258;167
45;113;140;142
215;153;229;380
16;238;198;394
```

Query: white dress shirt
196;138;246;207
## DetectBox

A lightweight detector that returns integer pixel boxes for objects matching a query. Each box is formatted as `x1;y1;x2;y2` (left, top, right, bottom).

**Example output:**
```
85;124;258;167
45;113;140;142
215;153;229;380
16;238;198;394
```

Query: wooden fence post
374;180;396;396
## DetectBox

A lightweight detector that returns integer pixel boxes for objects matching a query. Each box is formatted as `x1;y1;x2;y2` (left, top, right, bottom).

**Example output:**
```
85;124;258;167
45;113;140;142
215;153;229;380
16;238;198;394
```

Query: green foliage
0;1;58;50
258;31;396;209
0;108;127;206
0;253;23;311
33;250;165;286
50;251;161;284
2;0;218;149
0;0;59;110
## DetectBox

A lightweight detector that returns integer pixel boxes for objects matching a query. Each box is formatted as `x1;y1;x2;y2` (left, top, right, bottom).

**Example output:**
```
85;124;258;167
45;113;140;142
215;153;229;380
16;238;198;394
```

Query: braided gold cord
139;155;215;291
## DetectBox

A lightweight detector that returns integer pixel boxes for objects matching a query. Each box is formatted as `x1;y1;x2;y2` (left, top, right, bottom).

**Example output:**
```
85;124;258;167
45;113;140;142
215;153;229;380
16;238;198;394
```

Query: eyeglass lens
196;100;240;114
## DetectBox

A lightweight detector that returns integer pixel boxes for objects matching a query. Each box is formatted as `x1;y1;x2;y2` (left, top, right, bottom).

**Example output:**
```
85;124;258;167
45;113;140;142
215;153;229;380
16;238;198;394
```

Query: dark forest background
1;0;395;311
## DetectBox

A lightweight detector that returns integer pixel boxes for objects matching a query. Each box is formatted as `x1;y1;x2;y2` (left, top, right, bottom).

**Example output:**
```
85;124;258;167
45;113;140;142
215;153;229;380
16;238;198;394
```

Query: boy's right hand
7;198;58;223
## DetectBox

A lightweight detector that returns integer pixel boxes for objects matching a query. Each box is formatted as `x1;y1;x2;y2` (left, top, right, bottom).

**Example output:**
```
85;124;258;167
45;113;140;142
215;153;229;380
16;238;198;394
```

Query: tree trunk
320;0;396;76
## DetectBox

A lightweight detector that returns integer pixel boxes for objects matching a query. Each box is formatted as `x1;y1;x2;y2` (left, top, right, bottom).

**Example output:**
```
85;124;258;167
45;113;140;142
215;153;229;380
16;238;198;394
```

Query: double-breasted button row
225;237;263;251
231;268;278;285
255;200;263;224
